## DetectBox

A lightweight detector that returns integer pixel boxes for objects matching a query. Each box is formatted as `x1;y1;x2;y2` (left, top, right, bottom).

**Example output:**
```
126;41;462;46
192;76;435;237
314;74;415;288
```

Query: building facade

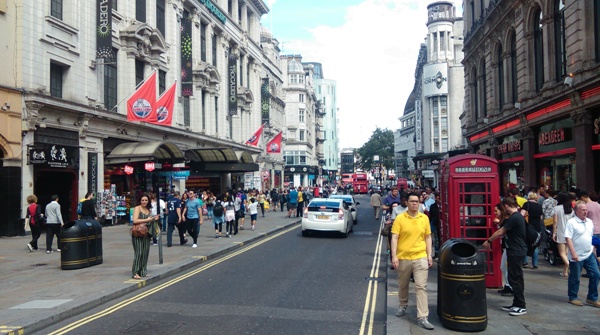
412;1;464;188
462;0;600;194
280;55;324;188
0;0;287;235
304;62;339;185
396;44;427;180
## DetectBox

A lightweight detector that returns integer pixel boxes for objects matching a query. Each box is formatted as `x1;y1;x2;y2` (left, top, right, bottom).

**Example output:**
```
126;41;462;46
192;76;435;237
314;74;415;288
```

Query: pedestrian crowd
372;182;600;331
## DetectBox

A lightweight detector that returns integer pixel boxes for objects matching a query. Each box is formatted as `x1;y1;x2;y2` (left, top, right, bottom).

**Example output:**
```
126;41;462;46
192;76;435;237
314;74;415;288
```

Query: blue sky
260;1;460;149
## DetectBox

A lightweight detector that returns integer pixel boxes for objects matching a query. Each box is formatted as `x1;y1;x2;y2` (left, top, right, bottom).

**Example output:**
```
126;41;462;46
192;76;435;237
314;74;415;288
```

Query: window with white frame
299;93;304;102
299;130;305;141
299;109;305;122
284;151;307;165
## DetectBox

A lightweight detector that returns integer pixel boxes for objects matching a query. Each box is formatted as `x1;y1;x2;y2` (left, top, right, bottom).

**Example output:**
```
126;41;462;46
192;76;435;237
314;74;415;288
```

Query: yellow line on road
47;225;299;335
359;219;385;335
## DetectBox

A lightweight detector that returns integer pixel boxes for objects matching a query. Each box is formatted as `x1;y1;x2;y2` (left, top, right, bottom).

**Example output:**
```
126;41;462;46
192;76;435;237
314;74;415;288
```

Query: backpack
77;201;83;215
213;201;224;217
525;223;541;257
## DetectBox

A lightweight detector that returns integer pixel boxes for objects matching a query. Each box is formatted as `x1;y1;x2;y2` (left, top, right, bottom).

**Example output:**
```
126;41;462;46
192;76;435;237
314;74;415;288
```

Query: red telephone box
438;154;502;288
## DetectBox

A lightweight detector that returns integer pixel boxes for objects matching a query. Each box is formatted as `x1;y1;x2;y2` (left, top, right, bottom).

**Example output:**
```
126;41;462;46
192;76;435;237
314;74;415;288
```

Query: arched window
481;59;488;117
497;45;505;110
554;0;567;80
534;8;544;91
472;66;479;120
510;32;518;103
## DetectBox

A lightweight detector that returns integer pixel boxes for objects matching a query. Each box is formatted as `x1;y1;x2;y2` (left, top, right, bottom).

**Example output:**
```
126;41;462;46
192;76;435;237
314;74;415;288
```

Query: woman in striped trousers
132;194;158;279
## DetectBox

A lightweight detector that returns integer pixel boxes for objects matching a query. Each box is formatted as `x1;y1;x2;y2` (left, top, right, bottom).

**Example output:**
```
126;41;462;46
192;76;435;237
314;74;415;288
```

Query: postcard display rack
97;185;130;225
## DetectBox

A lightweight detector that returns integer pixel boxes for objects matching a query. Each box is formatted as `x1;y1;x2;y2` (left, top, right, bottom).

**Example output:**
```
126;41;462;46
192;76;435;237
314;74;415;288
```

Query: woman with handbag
25;194;44;252
131;193;159;280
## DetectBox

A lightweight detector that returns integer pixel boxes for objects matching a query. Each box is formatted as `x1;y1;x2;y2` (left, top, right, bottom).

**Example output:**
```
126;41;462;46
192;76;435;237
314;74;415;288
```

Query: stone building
303;62;339;185
280;55;324;188
0;0;287;235
462;0;600;193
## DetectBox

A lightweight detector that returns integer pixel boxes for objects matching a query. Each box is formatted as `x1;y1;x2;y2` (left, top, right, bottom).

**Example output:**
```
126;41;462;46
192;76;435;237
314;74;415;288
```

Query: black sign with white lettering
28;144;79;169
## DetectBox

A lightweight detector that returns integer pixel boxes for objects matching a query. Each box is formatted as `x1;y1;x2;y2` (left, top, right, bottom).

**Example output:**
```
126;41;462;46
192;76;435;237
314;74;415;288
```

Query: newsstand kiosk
438;154;502;288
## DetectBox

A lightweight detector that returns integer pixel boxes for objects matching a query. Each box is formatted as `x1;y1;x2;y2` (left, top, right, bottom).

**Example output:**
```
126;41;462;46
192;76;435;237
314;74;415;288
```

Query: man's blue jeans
568;254;600;302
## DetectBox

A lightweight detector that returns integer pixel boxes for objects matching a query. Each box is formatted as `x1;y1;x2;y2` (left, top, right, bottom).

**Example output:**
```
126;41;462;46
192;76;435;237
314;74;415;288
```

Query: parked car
301;198;353;237
328;194;360;224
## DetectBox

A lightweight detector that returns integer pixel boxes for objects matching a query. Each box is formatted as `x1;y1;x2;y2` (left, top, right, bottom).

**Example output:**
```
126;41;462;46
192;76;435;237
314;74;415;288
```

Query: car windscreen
307;201;340;212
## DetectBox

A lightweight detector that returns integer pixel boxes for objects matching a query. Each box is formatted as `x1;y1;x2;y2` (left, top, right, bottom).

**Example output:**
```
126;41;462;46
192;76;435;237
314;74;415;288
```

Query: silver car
301;198;353;237
328;194;360;224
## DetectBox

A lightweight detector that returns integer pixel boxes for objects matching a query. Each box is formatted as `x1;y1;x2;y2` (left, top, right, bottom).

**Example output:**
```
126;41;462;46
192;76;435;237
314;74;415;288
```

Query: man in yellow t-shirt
390;192;434;330
509;188;527;208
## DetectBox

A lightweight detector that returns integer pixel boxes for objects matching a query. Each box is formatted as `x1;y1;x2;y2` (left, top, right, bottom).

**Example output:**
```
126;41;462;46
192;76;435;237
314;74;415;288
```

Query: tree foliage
355;128;395;171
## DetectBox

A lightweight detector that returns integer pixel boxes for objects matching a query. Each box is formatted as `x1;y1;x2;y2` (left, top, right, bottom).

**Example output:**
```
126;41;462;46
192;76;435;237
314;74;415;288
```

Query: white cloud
282;0;429;149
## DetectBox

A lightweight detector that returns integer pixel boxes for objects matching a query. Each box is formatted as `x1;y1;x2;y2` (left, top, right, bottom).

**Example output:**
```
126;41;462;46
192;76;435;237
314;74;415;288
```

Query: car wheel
302;230;309;237
548;252;556;265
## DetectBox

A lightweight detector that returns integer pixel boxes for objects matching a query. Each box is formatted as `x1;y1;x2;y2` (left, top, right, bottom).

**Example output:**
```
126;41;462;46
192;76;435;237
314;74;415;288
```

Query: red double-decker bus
352;173;368;194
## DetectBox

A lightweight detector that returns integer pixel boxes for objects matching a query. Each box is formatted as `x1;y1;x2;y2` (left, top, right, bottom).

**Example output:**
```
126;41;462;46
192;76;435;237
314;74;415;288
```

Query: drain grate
32;263;48;267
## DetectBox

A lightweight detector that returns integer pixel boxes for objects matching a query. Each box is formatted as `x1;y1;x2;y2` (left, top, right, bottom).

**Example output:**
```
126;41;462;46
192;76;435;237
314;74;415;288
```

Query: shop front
186;147;259;194
104;141;186;222
30;128;80;222
592;110;600;192
534;119;576;192
495;133;524;195
284;165;317;188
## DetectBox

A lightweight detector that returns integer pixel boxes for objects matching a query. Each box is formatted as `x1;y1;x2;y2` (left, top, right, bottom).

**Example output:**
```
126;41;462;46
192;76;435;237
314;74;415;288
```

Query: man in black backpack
212;197;225;238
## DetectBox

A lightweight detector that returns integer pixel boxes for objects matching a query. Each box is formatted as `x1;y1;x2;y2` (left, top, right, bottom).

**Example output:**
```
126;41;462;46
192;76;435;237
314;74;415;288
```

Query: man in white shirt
564;201;600;308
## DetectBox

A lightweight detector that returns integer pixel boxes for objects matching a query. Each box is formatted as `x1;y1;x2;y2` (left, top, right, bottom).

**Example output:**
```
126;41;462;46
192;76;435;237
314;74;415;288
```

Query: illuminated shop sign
497;140;522;154
539;128;566;146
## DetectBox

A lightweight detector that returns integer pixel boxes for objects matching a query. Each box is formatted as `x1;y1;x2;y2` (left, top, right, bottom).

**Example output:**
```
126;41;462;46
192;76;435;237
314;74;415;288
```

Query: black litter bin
60;219;103;270
437;239;487;332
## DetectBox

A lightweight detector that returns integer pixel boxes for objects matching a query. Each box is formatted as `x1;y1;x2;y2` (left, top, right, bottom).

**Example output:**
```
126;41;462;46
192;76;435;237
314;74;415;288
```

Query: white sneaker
56;249;61;252
27;243;34;252
417;318;434;330
396;306;407;317
192;244;197;248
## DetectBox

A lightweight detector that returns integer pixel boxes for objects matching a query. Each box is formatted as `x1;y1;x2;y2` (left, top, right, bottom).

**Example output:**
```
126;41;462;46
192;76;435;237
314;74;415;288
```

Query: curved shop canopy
186;148;259;172
105;141;185;164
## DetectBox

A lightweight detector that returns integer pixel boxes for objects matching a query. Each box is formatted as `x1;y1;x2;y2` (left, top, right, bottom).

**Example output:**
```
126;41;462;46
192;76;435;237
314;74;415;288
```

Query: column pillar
571;109;595;190
521;127;537;187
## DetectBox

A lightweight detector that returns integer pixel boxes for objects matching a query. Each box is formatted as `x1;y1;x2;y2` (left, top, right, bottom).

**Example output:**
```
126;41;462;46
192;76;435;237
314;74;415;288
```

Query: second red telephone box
438;154;502;288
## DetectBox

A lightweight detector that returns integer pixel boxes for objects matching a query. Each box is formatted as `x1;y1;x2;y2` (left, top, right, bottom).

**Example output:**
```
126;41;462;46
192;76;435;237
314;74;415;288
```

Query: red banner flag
266;131;283;154
127;71;157;122
151;81;177;126
245;124;265;146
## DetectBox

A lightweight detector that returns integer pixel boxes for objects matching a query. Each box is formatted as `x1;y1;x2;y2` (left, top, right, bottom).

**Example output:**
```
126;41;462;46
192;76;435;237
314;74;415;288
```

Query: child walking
248;198;259;231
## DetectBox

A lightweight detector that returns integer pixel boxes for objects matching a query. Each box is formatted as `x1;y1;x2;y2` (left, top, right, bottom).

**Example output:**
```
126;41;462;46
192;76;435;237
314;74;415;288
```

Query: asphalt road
36;194;388;335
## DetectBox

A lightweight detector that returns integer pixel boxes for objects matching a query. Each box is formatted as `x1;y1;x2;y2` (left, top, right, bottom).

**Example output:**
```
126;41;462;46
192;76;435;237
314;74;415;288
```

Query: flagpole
109;69;157;113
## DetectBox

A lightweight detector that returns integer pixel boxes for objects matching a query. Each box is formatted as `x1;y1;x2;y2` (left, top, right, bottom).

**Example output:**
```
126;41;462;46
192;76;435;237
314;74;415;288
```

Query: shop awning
185;148;257;164
185;148;259;172
105;141;185;164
